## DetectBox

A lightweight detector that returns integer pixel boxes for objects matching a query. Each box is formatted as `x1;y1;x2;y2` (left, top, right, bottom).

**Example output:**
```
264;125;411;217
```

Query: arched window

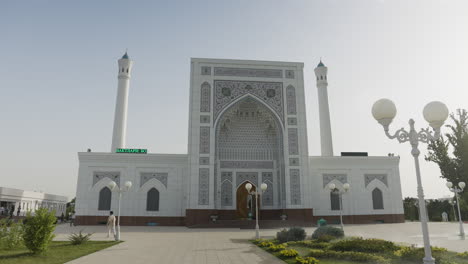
98;187;112;211
330;190;340;211
372;188;384;209
146;188;160;211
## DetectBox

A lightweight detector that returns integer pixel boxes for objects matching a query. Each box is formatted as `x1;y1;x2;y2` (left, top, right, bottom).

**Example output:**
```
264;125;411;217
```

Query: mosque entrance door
236;182;258;219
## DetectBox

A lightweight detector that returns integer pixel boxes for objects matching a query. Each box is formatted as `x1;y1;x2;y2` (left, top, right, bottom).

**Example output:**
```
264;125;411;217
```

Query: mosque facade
75;54;404;226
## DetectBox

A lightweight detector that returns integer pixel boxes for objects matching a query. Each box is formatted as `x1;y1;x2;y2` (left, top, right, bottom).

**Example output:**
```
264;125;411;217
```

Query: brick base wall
75;212;404;226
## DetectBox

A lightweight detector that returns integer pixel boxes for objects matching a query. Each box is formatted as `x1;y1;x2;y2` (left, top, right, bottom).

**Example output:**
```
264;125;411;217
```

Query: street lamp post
108;180;133;241
449;200;457;222
372;99;449;264
328;183;350;229
245;182;267;239
446;181;466;237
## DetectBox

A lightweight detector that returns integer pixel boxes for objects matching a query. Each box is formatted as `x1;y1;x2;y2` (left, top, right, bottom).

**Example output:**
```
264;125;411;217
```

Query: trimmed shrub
0;219;23;249
69;230;93;245
315;235;335;242
394;246;447;261
311;226;344;240
22;208;57;254
457;251;468;259
279;249;299;258
258;241;275;248
293;240;330;249
295;256;320;264
308;249;390;264
268;243;286;252
276;227;307;243
276;229;289;243
329;237;399;253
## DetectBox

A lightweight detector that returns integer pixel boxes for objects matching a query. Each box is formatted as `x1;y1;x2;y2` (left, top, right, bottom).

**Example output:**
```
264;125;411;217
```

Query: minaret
314;60;334;156
111;52;133;152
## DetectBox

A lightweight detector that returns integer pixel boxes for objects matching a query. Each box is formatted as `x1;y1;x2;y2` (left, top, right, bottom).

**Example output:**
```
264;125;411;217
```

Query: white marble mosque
74;54;404;226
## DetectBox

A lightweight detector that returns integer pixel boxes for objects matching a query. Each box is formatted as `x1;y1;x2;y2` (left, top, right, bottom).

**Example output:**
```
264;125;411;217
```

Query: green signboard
116;148;147;154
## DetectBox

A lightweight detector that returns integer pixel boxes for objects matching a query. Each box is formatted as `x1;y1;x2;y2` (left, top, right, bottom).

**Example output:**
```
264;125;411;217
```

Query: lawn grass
0;241;120;264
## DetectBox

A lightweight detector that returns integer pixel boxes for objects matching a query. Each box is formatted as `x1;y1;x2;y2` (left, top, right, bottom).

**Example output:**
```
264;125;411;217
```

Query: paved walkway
54;222;468;264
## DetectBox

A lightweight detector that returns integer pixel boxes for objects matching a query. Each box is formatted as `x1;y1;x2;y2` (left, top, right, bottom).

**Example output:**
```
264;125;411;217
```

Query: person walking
107;211;116;238
69;211;75;227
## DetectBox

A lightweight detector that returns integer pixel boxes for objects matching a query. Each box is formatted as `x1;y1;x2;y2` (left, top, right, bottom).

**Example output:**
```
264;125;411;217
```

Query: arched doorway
215;96;285;212
236;181;257;219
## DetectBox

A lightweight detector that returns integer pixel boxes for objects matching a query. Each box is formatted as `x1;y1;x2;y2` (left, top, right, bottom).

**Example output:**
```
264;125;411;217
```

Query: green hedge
308;249;390;264
329;237;399;253
311;226;344;240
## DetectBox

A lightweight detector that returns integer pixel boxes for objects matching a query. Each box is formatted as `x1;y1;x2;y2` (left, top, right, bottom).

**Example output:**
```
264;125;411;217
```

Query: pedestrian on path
69;211;75;227
107;211;116;238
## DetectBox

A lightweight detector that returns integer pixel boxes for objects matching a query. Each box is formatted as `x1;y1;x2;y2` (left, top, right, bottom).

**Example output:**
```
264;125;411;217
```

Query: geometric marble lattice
214;67;282;78
213;80;284;124
93;171;120;187
262;172;273;206
289;158;299;166
364;174;388;188
220;161;273;169
236;172;258;188
323;174;348;188
199;127;210;154
288;128;299;155
221;172;233;206
140;172;168;188
200;82;211;112
287;117;297;126
198;168;210;205
201;66;211;75
290;169;301;205
285;70;295;79
286;85;297;115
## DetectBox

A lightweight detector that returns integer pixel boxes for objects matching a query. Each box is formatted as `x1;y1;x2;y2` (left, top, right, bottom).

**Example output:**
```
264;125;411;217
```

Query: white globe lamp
423;101;449;129
372;98;397;126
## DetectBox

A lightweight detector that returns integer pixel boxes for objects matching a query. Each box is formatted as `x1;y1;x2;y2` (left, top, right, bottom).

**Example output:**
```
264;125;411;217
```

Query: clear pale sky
1;0;467;201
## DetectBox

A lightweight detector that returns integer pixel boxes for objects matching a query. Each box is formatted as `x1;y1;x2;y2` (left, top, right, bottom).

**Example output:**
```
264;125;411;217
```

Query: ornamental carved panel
288;128;299;155
236;172;258;188
287;117;297;126
201;66;211;75
323;174;348;188
364;174;388;188
285;70;295;79
199;127;210;154
220;161;273;169
198;168;210;205
286;85;297;115
261;172;273;206
214;67;282;78
221;172;233;206
213;80;284;124
199;157;209;165
200;82;211;112
93;172;120;187
290;169;301;205
140;172;168;188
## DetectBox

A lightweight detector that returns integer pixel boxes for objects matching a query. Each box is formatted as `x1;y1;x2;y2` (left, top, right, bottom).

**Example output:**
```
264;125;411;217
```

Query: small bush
457;251;468;259
69;230;93;245
294;240;330;249
311;226;344;240
258;241;275;248
268;243;286;252
22;208;57;254
276;227;307;243
0;219;23;249
315;234;335;242
394;245;447;261
276;229;289;243
279;249;299;258
308;249;390;264
295;256;320;264
329;237;399;253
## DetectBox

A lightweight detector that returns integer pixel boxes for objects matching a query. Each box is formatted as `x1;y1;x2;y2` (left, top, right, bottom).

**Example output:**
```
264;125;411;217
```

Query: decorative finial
317;58;325;67
122;49;129;59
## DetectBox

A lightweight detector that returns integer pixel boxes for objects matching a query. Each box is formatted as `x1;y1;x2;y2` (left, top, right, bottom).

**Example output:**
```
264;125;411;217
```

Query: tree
426;109;468;219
